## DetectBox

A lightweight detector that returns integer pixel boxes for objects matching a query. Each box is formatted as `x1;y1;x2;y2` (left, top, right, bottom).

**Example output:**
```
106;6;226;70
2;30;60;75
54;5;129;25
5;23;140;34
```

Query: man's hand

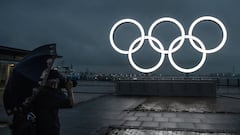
65;80;74;107
65;80;73;91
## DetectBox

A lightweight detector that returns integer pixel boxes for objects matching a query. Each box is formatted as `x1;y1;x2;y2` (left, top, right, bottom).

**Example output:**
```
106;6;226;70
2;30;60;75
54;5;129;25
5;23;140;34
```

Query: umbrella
3;43;60;115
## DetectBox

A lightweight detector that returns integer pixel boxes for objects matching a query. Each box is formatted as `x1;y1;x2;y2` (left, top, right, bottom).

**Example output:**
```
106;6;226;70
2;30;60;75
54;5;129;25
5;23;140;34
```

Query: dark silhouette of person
33;69;74;135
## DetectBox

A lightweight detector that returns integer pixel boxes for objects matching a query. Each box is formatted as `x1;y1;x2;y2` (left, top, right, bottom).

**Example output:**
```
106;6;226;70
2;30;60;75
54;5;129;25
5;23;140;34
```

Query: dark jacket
34;87;72;135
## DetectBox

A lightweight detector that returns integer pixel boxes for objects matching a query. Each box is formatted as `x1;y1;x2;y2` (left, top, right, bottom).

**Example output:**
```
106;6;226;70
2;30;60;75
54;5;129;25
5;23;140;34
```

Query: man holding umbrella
3;44;75;135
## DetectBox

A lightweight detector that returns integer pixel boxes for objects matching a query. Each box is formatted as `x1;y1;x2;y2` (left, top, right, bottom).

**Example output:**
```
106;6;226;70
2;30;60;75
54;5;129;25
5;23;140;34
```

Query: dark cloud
0;0;239;74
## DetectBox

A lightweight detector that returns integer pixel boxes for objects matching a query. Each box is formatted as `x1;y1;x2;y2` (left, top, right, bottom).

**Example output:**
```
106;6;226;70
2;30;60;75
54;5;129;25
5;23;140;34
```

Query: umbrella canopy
3;44;60;115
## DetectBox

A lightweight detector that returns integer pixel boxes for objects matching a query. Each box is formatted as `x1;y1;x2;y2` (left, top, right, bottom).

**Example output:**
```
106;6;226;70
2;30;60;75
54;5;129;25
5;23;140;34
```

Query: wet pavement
61;94;240;134
107;129;237;135
115;110;240;132
62;85;240;135
60;95;145;135
134;97;240;113
0;82;240;135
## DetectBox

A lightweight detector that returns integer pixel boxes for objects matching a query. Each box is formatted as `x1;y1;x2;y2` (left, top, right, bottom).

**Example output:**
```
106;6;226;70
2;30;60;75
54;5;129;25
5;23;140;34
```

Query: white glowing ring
148;17;185;54
109;16;227;73
128;36;165;73
168;35;207;73
109;19;145;54
188;16;227;53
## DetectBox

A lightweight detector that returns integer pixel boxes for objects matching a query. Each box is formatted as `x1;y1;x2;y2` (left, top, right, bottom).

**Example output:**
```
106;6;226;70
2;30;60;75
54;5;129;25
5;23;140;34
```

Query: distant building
0;45;29;90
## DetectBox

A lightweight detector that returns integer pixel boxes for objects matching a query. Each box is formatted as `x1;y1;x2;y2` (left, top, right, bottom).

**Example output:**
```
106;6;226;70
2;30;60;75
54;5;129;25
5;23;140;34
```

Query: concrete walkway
1;95;240;134
62;95;240;134
0;83;240;135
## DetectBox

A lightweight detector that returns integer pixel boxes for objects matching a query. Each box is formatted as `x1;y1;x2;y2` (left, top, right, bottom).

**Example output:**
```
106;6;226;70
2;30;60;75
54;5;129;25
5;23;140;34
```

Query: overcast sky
0;0;239;74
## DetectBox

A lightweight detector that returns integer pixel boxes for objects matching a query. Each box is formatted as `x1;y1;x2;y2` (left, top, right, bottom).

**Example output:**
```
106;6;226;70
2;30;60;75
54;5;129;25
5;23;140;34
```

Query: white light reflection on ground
108;129;236;135
134;97;240;113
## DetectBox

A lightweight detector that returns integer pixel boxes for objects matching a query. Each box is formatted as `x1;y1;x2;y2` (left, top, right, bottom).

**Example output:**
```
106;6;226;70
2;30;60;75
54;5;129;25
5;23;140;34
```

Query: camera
48;69;77;88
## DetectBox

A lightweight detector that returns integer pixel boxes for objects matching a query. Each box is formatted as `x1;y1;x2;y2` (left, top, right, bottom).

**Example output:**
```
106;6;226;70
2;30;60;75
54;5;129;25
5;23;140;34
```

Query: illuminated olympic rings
109;16;227;73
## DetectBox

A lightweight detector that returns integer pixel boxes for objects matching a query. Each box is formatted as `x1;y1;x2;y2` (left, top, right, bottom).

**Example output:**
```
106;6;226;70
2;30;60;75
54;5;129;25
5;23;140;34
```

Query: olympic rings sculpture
109;16;227;73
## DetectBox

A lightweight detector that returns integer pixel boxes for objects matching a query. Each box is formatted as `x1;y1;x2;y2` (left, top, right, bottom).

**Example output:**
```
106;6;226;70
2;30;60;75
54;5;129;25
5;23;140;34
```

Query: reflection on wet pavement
108;129;236;135
135;97;240;113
